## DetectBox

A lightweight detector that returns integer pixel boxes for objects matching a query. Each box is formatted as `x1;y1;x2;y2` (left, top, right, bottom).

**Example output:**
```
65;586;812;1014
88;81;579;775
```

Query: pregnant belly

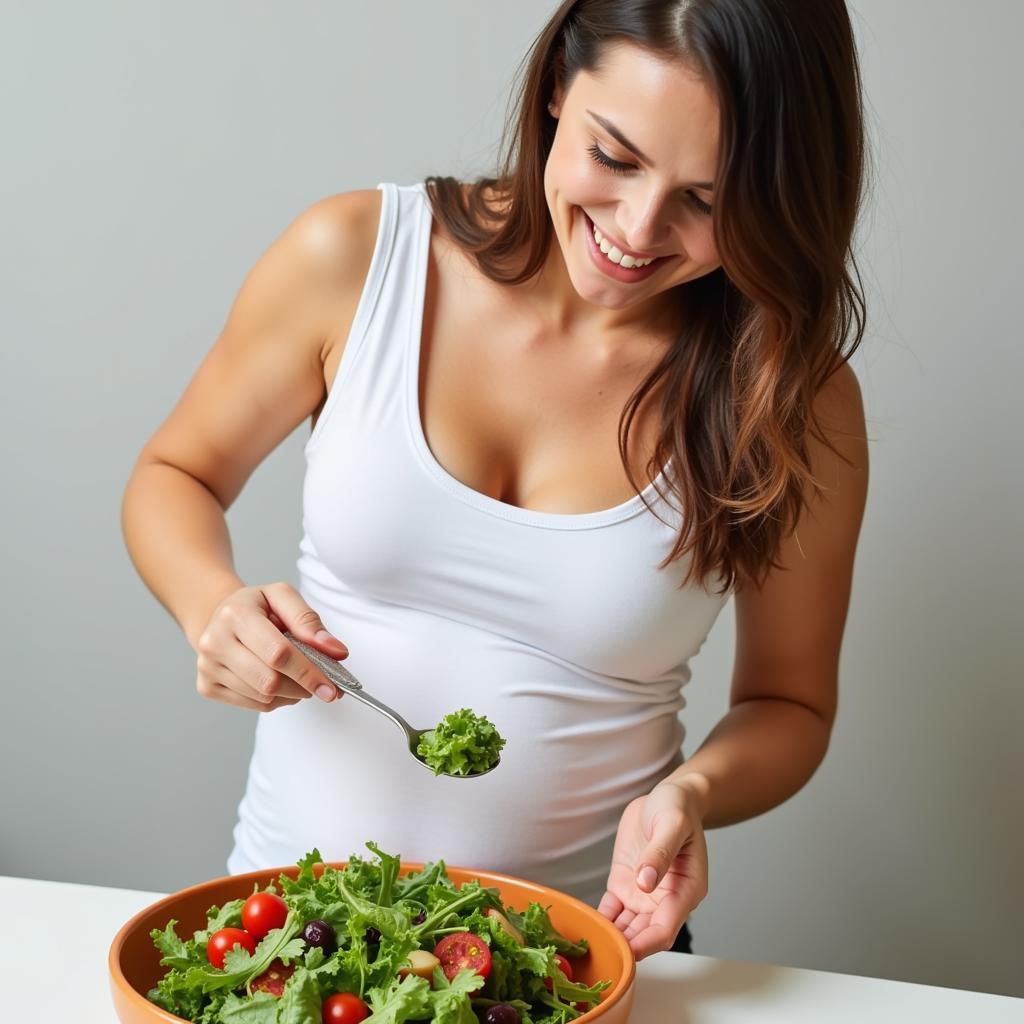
236;701;681;903
232;599;685;902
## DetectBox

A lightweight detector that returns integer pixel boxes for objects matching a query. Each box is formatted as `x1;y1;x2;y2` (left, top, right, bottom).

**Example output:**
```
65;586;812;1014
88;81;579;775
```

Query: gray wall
2;0;1021;1000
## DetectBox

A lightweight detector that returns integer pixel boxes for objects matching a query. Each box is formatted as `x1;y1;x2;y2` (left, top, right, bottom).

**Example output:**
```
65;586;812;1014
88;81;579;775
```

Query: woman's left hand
598;779;708;960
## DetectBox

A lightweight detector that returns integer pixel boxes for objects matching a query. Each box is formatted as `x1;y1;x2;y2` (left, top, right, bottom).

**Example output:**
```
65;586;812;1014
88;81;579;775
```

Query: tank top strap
303;181;431;458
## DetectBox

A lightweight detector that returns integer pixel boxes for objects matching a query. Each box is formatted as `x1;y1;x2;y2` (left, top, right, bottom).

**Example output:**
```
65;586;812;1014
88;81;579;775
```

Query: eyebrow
585;109;715;191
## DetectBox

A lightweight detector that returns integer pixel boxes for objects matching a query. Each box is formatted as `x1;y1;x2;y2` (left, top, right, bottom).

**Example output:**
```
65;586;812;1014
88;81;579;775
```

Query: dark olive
483;1005;520;1024
301;918;336;954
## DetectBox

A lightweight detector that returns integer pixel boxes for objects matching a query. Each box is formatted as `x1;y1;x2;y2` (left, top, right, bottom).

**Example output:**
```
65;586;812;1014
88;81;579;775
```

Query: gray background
2;0;1021;1000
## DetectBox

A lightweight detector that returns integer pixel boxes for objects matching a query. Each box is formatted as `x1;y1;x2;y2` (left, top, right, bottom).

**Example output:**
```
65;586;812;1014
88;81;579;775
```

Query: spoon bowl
284;633;500;778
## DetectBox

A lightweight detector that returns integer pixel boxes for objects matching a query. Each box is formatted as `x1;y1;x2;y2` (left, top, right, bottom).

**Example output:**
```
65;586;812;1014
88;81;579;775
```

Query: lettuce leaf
425;970;481;1024
218;991;278;1023
415;709;505;776
277;968;322;1024
363;973;432;1024
521;904;589;957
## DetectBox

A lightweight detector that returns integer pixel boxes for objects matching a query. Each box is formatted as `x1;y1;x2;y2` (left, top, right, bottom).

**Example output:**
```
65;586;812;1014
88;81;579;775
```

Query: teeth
591;220;655;268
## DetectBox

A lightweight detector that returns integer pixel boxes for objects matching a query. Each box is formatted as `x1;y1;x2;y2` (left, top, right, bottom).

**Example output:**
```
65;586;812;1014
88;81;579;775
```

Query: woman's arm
600;361;868;958
121;191;379;646
660;360;870;826
122;459;247;650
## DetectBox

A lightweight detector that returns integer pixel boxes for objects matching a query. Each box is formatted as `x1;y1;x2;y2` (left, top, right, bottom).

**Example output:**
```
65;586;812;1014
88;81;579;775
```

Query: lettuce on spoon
416;708;505;776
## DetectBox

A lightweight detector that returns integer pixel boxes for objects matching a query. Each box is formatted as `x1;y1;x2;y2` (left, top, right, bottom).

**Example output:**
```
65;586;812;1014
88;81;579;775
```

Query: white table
5;875;1019;1022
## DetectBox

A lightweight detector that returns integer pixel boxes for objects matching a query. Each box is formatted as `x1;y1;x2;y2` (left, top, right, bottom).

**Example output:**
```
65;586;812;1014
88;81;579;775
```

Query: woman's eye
586;141;632;175
689;194;713;216
586;142;713;217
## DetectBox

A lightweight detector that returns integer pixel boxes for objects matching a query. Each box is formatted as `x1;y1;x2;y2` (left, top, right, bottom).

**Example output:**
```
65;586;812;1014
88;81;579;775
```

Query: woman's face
544;41;722;317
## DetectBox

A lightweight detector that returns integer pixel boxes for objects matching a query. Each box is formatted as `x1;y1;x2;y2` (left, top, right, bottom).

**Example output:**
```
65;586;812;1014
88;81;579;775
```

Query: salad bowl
109;860;637;1024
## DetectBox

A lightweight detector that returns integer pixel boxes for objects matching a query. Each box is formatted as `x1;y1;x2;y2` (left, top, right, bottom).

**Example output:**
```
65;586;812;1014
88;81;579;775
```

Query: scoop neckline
402;181;672;532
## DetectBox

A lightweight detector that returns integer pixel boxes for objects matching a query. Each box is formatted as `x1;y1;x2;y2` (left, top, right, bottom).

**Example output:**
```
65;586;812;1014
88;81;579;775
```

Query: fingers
598;892;623;921
219;639;310;701
197;652;288;707
236;611;341;702
610;913;634;937
626;921;678;961
604;901;677;961
260;582;349;658
207;679;302;714
194;585;349;711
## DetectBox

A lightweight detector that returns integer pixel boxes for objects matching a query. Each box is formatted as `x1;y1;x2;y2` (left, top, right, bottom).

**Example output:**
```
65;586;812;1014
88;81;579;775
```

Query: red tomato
242;891;289;941
544;952;574;992
206;927;256;970
322;992;370;1024
251;958;295;997
433;931;492;991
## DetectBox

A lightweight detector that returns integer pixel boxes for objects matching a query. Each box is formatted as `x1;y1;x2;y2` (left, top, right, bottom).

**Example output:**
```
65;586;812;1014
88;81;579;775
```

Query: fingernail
637;866;658;891
315;629;347;654
315;684;335;702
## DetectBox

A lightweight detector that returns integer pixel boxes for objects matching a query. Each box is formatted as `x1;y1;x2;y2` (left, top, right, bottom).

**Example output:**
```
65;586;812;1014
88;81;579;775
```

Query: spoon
283;632;499;779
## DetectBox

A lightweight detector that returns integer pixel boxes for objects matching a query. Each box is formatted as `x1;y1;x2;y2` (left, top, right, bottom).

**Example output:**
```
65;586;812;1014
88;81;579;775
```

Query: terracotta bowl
109;862;636;1024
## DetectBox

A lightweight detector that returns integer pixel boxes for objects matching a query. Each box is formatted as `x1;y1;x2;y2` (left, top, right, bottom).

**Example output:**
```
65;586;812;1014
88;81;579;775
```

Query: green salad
147;841;610;1024
416;709;506;776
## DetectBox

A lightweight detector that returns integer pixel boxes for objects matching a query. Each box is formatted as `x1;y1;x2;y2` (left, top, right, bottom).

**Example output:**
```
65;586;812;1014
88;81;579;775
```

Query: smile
581;210;670;282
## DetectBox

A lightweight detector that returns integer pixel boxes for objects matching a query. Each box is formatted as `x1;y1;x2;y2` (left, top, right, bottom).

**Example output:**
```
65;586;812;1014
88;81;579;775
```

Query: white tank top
227;181;731;908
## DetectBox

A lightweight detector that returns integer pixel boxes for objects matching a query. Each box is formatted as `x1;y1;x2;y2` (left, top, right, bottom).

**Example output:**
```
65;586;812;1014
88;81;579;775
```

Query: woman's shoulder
805;359;868;519
284;188;385;287
813;359;865;443
289;181;498;279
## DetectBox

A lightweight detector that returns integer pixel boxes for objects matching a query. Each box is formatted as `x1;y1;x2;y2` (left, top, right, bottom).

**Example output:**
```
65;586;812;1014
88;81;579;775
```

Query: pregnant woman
122;0;869;960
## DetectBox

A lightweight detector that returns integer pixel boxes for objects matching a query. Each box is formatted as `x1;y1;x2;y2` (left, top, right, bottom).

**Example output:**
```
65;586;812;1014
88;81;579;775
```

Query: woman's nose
617;198;670;255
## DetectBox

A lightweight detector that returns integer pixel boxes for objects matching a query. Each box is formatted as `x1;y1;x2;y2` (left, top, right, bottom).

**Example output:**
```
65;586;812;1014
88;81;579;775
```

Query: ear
551;80;564;116
549;49;566;117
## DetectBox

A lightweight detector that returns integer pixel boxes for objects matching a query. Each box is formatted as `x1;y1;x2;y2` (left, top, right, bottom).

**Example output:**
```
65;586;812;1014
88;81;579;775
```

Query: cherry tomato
322;991;370;1024
206;927;256;970
433;931;492;991
242;891;289;941
544;952;574;992
251;958;295;997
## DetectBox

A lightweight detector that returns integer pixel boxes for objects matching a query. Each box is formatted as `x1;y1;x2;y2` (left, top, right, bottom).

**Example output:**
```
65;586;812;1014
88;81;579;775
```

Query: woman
122;0;869;961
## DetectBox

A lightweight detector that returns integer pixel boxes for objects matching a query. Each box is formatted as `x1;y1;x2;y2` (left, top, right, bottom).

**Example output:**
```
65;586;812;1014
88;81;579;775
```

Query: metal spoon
283;632;499;779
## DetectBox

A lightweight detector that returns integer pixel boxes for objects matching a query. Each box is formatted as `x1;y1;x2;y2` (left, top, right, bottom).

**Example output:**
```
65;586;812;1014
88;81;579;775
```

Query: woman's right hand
194;582;349;712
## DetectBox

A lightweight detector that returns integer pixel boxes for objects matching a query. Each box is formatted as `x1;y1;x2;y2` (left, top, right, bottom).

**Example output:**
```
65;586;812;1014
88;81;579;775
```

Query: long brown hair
424;0;869;595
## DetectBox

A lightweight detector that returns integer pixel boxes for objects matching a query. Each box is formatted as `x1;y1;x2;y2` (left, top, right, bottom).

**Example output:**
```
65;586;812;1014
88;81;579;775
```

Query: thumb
262;584;348;658
635;827;682;894
309;624;349;658
636;859;666;894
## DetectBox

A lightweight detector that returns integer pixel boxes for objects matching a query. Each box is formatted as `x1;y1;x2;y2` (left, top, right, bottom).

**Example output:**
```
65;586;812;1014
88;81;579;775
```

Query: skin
121;40;868;960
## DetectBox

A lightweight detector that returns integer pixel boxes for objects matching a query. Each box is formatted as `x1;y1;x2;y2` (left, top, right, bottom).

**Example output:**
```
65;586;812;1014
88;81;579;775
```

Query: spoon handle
283;631;364;692
283;632;419;741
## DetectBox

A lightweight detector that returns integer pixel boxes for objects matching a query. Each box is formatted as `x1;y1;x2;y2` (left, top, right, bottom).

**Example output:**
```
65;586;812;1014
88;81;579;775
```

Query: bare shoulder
288;189;385;379
284;188;383;296
808;359;869;492
816;359;865;427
